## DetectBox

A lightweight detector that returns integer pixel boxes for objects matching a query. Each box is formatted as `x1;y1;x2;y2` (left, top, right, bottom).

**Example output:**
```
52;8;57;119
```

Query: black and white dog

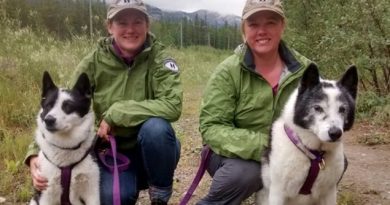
257;64;358;205
30;72;100;205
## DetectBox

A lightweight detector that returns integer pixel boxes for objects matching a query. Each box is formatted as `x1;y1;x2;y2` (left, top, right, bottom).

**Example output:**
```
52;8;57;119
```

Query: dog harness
41;134;93;205
42;150;91;205
284;125;326;195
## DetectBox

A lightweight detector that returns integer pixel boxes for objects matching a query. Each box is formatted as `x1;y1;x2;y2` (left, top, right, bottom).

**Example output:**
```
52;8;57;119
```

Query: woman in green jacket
197;0;313;204
26;1;182;204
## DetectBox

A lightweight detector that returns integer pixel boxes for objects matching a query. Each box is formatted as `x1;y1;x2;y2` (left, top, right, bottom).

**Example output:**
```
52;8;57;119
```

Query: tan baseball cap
242;0;285;20
107;0;149;20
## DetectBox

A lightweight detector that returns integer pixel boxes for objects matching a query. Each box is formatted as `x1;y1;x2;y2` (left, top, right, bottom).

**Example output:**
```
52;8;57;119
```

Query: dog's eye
42;100;54;110
339;106;346;114
314;105;324;113
62;101;75;114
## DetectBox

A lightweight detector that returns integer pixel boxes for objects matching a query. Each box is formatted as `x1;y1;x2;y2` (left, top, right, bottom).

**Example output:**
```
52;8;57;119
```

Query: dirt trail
341;129;390;204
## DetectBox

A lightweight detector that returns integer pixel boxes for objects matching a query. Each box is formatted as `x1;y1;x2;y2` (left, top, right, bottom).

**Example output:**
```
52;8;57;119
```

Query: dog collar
42;133;85;150
284;124;326;195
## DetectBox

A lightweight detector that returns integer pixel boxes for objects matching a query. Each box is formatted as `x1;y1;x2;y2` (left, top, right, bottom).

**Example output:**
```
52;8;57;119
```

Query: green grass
338;192;356;205
170;45;231;118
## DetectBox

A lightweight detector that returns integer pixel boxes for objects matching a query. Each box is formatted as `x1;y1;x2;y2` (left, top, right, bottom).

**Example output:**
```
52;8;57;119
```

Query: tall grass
171;46;231;117
0;19;94;202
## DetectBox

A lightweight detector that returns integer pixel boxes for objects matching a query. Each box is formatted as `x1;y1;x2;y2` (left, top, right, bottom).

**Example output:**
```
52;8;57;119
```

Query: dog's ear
338;65;358;99
73;73;91;98
299;63;320;94
42;71;57;98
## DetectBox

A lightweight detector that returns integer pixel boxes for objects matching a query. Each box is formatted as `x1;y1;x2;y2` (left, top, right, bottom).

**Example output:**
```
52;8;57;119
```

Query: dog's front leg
319;187;337;205
70;187;100;205
83;186;100;205
39;191;60;205
70;172;100;205
256;189;269;205
269;185;285;205
81;177;100;205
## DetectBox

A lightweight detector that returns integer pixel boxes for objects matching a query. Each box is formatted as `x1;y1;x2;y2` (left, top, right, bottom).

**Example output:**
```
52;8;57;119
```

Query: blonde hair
240;21;246;43
240;17;286;43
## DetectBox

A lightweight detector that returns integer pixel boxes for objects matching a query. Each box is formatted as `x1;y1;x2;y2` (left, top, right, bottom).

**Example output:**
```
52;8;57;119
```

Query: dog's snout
328;127;342;141
44;115;56;127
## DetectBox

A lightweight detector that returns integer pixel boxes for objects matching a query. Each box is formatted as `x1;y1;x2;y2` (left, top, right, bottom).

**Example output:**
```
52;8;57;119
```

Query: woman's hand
97;119;111;141
29;156;48;191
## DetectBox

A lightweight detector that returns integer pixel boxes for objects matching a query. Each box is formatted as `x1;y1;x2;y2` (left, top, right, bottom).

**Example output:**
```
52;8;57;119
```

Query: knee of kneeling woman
228;164;263;192
138;117;176;143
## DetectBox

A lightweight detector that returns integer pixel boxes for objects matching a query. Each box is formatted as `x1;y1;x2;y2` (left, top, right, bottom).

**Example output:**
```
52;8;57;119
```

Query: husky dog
257;64;358;205
30;72;100;205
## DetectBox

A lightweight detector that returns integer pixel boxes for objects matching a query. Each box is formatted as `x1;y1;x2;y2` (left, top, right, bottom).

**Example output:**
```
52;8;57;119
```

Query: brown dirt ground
340;122;390;205
136;117;390;205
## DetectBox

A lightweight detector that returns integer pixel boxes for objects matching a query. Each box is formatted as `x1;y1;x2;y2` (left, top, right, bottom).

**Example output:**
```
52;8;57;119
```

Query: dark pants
197;148;263;205
99;117;181;205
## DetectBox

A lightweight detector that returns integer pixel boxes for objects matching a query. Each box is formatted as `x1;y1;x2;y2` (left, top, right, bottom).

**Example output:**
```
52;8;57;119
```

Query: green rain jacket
199;42;312;162
25;34;182;164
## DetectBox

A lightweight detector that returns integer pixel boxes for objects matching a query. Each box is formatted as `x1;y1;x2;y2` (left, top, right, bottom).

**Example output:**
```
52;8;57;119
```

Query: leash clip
318;158;326;170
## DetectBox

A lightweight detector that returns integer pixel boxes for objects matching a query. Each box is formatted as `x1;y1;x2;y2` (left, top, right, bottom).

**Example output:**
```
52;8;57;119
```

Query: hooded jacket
199;42;312;161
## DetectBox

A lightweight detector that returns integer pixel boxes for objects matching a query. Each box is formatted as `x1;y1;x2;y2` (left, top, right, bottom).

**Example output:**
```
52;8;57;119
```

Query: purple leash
179;146;212;205
99;135;130;205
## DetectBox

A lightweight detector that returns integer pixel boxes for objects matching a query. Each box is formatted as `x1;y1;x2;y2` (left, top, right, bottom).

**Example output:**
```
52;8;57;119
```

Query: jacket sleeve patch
163;59;179;73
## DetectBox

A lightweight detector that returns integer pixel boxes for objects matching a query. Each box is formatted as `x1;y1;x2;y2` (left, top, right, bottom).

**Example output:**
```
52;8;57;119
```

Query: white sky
144;0;246;16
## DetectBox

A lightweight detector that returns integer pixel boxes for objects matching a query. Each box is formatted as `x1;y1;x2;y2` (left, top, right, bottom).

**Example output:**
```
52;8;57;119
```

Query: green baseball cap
107;0;149;20
242;0;285;20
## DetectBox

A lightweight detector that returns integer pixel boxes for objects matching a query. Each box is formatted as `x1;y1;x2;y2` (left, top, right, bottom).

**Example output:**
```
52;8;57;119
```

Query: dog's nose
44;115;56;127
328;127;342;141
